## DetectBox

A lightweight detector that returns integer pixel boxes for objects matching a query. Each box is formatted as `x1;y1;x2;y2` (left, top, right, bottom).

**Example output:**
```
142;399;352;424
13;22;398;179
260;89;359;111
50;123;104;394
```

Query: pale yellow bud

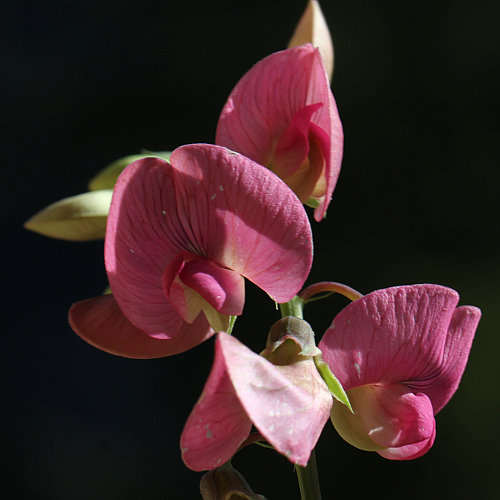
24;189;112;241
288;0;334;82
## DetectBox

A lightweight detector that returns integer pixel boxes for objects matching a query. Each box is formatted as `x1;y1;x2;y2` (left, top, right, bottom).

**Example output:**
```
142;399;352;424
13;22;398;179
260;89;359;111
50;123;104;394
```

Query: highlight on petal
24;190;112;241
216;44;343;221
105;144;312;339
181;333;332;470
69;294;213;359
319;284;480;460
288;0;334;81
220;333;332;466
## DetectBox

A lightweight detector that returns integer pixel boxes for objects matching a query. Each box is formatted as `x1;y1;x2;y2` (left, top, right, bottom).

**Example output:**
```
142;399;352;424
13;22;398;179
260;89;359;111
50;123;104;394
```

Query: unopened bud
288;0;334;81
200;463;266;500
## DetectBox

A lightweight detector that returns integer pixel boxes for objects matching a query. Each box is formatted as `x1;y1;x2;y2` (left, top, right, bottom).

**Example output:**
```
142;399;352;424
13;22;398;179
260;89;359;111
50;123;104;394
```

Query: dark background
3;0;499;498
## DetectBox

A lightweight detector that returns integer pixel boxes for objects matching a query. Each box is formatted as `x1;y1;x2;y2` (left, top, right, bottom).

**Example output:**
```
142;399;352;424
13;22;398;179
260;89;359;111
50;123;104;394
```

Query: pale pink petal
180;337;252;471
219;332;332;466
216;44;343;221
68;295;213;359
378;426;436;460
319;285;460;391
348;384;435;449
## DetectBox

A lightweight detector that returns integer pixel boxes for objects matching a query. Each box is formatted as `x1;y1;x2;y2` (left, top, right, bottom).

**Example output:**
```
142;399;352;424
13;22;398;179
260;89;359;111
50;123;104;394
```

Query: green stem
279;296;304;319
279;296;322;500
296;450;322;500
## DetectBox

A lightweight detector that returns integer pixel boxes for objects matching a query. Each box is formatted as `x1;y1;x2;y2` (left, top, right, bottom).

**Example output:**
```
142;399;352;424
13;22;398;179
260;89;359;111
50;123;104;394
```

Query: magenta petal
179;257;245;315
168;144;313;303
273;103;323;178
105;145;312;338
68;295;213;359
409;305;481;413
219;333;332;466
180;337;252;471
216;44;343;221
319;284;461;390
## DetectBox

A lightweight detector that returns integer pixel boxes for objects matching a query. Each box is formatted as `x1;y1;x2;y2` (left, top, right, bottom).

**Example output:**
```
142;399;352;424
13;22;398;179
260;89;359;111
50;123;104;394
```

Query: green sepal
314;353;353;412
226;315;237;335
304;197;321;209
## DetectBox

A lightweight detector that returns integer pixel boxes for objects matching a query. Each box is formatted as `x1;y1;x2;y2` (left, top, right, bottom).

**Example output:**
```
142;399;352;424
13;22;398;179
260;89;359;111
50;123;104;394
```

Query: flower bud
24;189;112;241
200;463;266;500
288;1;334;81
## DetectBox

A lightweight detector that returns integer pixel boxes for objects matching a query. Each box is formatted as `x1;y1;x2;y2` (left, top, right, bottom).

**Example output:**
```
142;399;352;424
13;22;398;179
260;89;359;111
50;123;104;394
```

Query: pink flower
180;331;332;471
318;284;481;460
216;44;343;221
69;144;313;358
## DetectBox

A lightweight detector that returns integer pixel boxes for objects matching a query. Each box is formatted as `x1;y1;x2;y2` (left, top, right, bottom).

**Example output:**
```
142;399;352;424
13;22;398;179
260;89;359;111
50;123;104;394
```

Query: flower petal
319;284;461;391
180;336;252;471
179;257;245;316
330;383;436;460
408;305;481;413
220;332;332;466
216;44;343;220
105;144;312;338
69;295;212;358
168;145;313;302
377;426;436;460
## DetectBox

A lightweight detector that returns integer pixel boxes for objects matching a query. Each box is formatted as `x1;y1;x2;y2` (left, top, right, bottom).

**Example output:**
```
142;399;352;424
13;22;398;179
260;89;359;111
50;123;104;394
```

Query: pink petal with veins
106;144;312;339
216;44;343;220
319;284;480;460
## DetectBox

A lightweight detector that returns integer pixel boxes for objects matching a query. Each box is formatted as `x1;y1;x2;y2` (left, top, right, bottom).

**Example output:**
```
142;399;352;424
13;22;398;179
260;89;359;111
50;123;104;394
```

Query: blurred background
3;0;499;498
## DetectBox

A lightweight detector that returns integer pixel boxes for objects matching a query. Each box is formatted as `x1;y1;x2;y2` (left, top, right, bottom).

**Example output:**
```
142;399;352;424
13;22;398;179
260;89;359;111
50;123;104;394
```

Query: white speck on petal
129;249;135;254
218;185;224;191
354;362;361;378
211;194;216;201
368;426;384;436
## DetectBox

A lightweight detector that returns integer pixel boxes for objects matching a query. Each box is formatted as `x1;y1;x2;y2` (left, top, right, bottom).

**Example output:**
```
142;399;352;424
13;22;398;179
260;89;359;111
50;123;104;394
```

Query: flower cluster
25;2;480;498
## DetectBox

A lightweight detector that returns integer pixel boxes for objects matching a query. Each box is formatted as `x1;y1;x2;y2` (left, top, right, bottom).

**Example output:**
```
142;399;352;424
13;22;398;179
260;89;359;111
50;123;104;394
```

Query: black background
4;1;499;498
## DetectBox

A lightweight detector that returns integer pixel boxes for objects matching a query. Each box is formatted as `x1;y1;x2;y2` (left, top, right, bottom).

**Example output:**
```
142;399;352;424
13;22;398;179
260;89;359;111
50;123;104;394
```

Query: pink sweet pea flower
216;44;343;221
69;144;313;358
181;331;332;470
318;284;481;460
